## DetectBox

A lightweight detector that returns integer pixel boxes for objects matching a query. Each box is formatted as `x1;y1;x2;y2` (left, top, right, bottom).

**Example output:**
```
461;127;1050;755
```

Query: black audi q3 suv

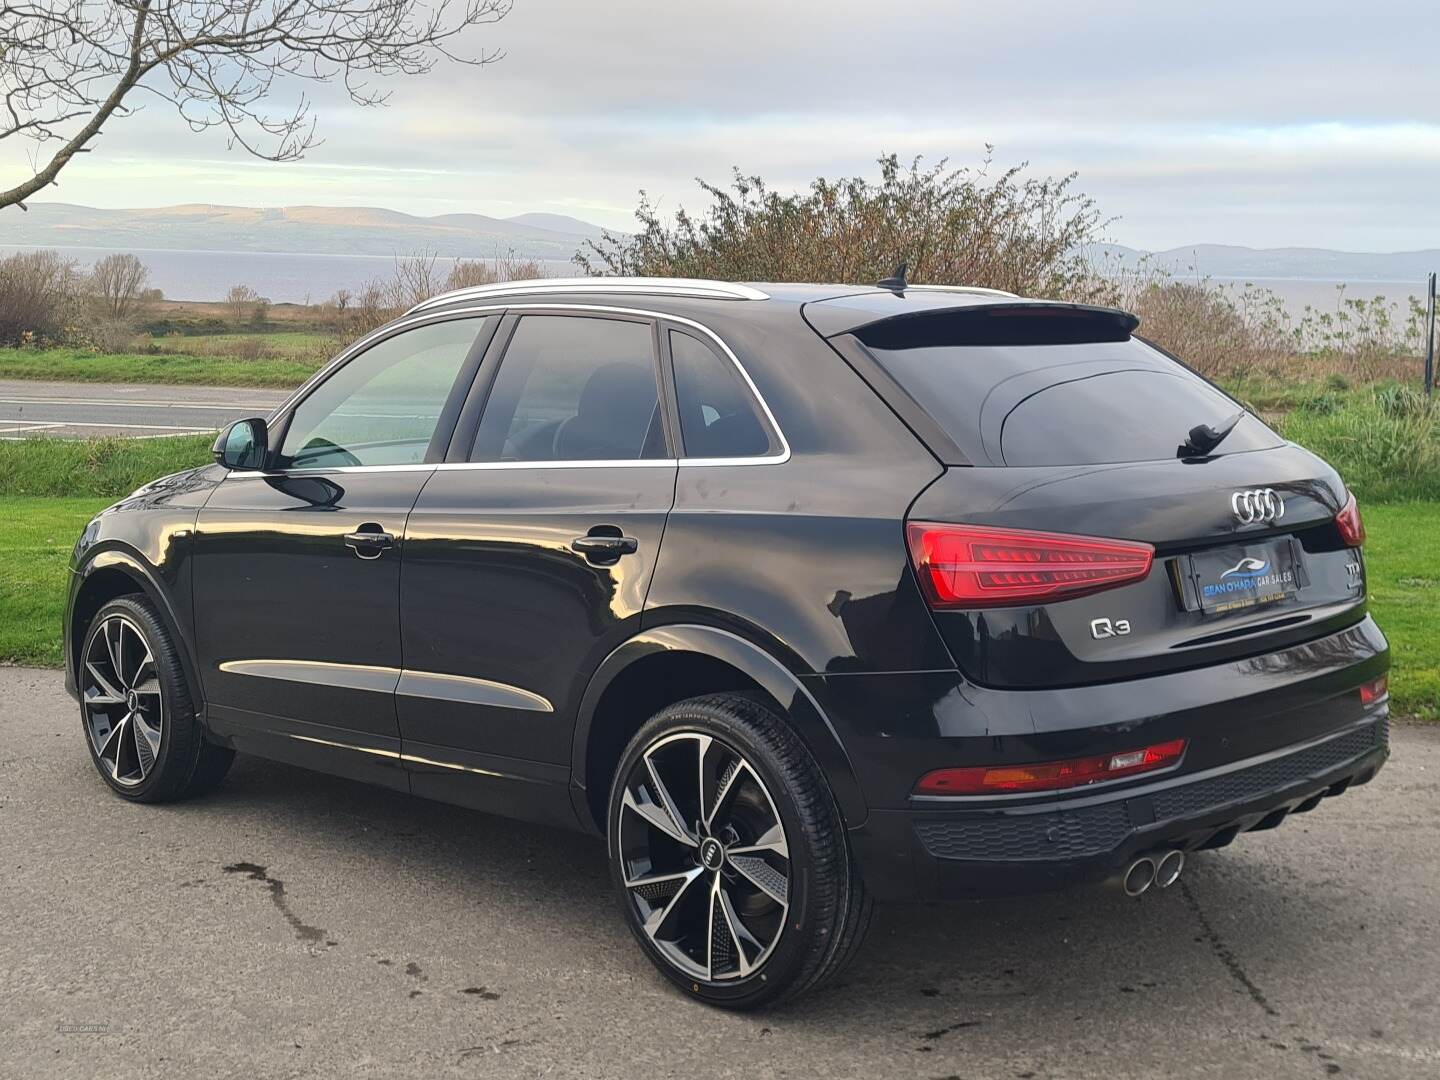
65;277;1390;1008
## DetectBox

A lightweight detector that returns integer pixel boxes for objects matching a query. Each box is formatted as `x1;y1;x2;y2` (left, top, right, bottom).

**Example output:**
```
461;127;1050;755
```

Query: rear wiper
1177;410;1245;459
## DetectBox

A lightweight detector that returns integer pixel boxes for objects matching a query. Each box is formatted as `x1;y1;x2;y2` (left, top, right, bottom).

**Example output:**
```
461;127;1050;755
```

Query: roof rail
903;284;1019;298
410;276;770;313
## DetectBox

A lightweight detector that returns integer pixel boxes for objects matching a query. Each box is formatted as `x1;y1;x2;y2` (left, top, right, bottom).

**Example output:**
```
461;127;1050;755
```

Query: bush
225;284;261;327
0;250;82;345
579;152;1103;297
231;336;271;361
78;316;140;354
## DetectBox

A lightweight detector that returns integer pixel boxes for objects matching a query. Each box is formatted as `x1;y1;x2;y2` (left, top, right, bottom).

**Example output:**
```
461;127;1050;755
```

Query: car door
398;310;677;823
193;314;498;787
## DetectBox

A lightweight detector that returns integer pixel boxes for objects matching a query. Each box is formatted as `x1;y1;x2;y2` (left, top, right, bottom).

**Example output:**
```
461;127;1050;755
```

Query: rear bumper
848;712;1388;901
802;616;1390;901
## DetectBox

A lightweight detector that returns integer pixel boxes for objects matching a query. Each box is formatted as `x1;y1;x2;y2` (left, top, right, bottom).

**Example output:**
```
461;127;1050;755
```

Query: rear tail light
1335;493;1366;546
906;522;1154;608
915;738;1188;796
1359;675;1388;705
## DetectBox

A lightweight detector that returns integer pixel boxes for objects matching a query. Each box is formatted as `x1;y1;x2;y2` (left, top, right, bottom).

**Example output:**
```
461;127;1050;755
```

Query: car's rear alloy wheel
80;596;234;802
617;731;791;982
609;694;872;1009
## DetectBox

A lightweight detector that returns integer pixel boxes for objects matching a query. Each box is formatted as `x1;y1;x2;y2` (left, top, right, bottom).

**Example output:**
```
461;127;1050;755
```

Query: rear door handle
345;524;395;560
571;534;639;563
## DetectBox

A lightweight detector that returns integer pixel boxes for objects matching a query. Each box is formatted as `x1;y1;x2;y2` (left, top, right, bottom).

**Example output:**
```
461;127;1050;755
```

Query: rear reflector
1359;675;1388;705
906;522;1154;608
916;739;1187;796
1335;492;1366;546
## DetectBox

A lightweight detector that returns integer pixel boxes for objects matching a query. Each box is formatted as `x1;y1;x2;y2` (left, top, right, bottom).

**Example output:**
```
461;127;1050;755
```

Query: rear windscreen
854;315;1283;466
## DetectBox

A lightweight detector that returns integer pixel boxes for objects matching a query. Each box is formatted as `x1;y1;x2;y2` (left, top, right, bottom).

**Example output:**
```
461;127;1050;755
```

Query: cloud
2;0;1434;249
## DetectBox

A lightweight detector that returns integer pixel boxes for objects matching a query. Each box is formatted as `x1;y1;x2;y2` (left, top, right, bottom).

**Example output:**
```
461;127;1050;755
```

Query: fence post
1427;271;1436;396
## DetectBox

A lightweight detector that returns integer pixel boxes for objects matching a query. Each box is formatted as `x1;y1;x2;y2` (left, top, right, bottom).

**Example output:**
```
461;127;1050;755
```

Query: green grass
0;497;107;666
1273;384;1440;503
0;346;319;388
1363;503;1440;720
0;435;212;498
1;446;1435;718
143;329;335;351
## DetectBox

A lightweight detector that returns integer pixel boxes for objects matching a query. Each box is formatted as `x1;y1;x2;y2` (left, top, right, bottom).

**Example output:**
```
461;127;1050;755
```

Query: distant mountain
1086;243;1440;283
505;212;611;240
0;202;614;261
3;204;1432;284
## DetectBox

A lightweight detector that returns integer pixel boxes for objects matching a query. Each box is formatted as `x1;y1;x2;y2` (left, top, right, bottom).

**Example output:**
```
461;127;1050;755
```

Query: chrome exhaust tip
1154;849;1185;889
1122;856;1157;897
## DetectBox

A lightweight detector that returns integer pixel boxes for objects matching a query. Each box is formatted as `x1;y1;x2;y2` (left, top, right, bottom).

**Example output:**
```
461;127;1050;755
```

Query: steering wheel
291;437;363;469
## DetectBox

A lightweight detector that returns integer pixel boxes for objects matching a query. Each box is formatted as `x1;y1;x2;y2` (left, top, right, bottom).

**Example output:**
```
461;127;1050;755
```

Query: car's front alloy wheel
79;595;233;802
82;613;164;786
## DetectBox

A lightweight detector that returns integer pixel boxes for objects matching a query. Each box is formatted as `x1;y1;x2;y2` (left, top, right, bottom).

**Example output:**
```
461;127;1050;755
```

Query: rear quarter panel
642;306;949;676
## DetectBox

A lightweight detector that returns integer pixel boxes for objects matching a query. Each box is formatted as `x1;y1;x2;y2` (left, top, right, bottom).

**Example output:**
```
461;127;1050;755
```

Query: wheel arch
570;625;867;835
70;550;203;714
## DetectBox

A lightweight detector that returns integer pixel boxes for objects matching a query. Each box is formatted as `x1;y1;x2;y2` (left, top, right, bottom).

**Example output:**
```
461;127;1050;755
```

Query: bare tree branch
0;1;511;211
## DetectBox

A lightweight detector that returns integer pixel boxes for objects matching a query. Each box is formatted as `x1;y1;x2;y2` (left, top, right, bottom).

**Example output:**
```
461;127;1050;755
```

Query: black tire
78;595;234;803
607;693;871;1009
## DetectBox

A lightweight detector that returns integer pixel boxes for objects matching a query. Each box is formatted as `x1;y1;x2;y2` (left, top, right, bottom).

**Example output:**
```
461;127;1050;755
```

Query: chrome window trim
235;302;790;481
409;277;770;313
904;284;1018;298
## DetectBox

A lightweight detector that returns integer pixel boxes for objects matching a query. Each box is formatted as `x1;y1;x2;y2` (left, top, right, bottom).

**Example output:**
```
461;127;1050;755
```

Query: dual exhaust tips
1122;850;1185;897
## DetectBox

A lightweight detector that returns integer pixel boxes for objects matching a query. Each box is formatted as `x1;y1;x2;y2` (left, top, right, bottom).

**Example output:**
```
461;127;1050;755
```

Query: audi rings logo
1231;488;1285;524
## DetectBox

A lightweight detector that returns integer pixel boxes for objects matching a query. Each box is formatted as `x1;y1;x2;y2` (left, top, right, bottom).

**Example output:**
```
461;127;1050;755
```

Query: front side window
471;315;666;462
669;330;775;458
277;318;484;469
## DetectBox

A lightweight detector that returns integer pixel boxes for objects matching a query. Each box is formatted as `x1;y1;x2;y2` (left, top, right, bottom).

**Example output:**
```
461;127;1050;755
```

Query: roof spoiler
851;302;1140;349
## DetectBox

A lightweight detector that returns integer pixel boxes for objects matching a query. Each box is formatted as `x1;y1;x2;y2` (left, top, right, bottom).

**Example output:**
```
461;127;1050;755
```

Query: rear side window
855;309;1282;466
669;330;775;459
471;315;667;462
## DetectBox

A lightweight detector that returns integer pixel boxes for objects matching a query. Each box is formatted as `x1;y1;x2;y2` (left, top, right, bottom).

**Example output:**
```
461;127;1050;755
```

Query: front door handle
571;532;639;564
344;523;395;560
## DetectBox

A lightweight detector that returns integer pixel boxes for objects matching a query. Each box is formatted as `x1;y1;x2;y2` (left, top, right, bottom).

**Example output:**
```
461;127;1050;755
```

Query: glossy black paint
194;468;429;741
399;463;674;765
63;283;1390;904
909;446;1368;687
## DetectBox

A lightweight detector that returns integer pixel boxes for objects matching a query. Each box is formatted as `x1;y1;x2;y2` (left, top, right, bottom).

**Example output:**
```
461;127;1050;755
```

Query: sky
5;0;1437;252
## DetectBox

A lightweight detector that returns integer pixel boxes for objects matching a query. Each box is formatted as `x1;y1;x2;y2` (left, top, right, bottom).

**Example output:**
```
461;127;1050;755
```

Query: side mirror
212;417;269;471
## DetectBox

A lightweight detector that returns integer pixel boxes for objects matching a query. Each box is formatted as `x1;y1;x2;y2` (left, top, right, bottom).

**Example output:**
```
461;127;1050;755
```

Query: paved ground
3;667;1437;1080
0;381;285;439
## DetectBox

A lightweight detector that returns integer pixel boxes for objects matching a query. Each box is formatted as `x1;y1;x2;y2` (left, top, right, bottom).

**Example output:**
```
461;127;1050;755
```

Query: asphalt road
3;667;1438;1080
0;380;285;439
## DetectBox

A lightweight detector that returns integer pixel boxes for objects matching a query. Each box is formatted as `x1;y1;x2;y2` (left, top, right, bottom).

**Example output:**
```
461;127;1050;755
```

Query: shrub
225;284;260;327
0;249;82;344
78;316;140;354
445;259;499;290
579;152;1104;298
231;336;271;361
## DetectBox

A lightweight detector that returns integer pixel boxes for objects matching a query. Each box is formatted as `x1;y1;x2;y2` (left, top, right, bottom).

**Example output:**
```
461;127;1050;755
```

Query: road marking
1;429;210;441
0;418;220;431
0;396;275;410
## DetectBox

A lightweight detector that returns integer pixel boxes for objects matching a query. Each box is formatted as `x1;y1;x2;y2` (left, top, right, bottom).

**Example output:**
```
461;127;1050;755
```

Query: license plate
1185;540;1303;613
